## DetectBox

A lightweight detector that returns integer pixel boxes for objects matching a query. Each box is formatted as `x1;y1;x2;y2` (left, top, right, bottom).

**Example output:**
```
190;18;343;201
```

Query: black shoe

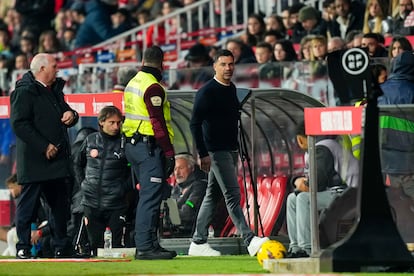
156;245;177;258
286;249;309;258
16;249;32;259
135;248;175;260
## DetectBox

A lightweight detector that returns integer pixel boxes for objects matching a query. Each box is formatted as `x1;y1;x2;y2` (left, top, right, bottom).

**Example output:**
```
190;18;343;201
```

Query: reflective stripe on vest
122;71;174;142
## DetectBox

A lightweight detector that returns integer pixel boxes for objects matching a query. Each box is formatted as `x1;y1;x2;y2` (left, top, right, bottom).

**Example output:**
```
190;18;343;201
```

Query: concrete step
264;257;320;274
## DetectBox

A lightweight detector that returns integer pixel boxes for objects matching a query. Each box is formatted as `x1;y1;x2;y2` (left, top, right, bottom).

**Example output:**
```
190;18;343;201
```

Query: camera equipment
237;88;264;235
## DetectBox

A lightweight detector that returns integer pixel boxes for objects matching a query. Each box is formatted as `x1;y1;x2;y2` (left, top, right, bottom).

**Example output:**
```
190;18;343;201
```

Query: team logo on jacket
90;149;98;158
150;96;162;106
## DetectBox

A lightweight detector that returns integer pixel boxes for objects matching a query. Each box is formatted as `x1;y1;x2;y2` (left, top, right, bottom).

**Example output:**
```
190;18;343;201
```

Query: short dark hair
214;49;234;63
143;46;164;66
256;42;273;52
98;105;123;122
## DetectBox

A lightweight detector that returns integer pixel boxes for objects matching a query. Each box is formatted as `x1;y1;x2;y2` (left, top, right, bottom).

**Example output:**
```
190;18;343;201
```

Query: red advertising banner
0;93;124;119
304;106;363;135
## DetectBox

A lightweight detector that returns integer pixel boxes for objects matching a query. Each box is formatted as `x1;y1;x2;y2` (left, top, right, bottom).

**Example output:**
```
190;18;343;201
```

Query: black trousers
16;178;70;253
83;206;126;251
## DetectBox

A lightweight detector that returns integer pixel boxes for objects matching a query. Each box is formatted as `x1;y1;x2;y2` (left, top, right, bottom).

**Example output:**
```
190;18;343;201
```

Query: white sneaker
247;236;269;256
188;242;221;256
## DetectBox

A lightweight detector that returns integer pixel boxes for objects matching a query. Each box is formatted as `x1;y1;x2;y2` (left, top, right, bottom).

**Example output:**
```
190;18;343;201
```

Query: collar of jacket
141;66;162;82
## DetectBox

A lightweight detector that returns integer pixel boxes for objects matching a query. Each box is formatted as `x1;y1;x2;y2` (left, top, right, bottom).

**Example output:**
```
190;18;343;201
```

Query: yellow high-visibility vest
122;71;174;143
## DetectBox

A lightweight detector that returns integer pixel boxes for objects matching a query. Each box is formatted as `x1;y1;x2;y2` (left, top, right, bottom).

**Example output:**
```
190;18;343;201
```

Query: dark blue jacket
378;51;414;174
74;0;130;48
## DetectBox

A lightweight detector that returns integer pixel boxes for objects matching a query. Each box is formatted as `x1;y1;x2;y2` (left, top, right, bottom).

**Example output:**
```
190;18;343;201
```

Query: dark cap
185;43;210;62
298;6;319;22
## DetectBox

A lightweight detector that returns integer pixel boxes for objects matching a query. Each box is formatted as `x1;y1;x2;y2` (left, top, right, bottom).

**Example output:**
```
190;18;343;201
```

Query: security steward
122;46;176;260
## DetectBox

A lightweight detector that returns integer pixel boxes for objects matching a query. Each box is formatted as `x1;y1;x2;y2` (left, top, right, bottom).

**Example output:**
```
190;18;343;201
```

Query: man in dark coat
10;53;79;259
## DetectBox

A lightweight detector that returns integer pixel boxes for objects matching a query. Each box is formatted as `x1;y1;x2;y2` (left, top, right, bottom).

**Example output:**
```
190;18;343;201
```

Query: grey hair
117;66;138;86
30;53;49;74
175;153;196;169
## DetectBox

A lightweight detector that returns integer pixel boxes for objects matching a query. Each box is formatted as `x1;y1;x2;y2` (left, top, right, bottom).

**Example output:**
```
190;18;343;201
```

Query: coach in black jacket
74;106;131;256
10;53;79;259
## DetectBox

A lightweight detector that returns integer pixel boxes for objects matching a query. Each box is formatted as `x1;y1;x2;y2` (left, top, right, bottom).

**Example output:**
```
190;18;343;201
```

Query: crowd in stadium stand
0;0;413;97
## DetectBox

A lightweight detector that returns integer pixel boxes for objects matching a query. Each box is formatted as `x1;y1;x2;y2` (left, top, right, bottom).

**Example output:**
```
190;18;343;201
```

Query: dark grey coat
10;71;79;184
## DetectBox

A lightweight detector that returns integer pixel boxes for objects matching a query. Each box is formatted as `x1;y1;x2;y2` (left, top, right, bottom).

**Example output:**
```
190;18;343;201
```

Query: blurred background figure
112;66;138;93
168;153;207;237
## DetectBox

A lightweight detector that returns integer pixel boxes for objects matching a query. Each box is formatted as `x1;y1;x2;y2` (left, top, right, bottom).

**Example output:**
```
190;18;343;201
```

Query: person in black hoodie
73;105;131;257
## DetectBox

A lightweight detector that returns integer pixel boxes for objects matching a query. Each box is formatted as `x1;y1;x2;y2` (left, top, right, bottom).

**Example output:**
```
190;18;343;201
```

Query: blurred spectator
292;5;328;43
18;36;37;63
288;3;306;27
361;32;388;57
0;27;14;60
179;43;214;89
0;118;15;185
134;8;152;48
327;0;365;39
281;8;293;38
362;0;392;35
61;27;77;51
388;35;413;58
379;51;414;104
75;0;130;48
69;1;86;30
263;30;284;48
255;42;280;82
3;8;23;50
14;54;29;70
310;35;328;61
225;38;256;64
273;39;298;62
112;66;138;93
37;30;62;54
327;36;346;53
111;7;134;29
391;0;414;35
145;0;183;47
207;45;220;61
322;0;336;23
14;0;55;39
299;34;315;60
241;13;266;48
181;0;203;35
371;62;388;84
345;29;363;48
265;14;287;37
54;8;70;41
255;42;274;64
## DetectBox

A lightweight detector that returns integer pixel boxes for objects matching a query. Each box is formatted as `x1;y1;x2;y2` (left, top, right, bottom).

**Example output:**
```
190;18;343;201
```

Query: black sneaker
286;249;309;258
135;248;175;260
16;249;32;259
155;245;177;258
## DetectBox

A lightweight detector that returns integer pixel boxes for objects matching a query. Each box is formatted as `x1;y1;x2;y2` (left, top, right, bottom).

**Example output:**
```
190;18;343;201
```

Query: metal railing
94;0;324;66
